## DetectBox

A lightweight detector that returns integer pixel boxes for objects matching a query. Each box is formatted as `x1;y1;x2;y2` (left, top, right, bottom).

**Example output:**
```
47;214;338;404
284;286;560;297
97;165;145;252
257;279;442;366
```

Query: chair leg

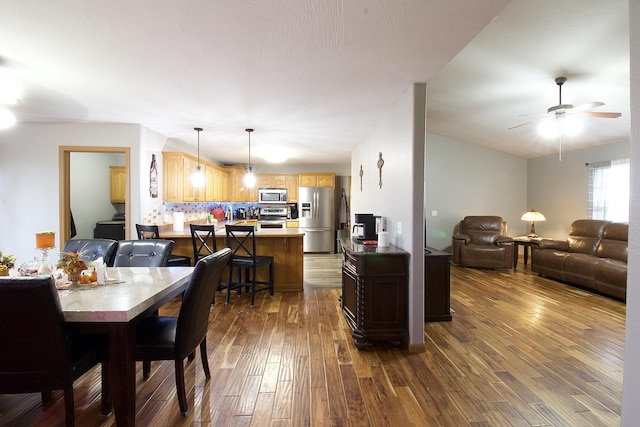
188;351;195;361
63;386;75;427
41;390;53;403
143;360;151;380
199;338;211;380
269;262;274;296
225;268;233;305
175;358;189;416
101;361;112;416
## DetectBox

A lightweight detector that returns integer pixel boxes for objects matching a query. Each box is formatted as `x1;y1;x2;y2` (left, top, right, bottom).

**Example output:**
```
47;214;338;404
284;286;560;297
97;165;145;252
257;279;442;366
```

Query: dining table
58;266;193;427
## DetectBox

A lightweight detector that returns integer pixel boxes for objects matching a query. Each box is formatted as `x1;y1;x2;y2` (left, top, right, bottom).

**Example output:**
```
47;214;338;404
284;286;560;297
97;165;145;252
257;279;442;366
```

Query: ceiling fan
509;76;622;131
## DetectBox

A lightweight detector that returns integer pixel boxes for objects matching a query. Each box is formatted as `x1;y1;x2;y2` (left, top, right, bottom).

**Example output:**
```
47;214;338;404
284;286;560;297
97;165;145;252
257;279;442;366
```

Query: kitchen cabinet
286;220;299;228
258;174;286;188
109;166;126;203
285;175;298;202
182;156;205;202
299;173;335;188
227;166;258;203
164;152;229;203
162;152;184;202
424;247;452;322
205;165;229;202
340;240;409;350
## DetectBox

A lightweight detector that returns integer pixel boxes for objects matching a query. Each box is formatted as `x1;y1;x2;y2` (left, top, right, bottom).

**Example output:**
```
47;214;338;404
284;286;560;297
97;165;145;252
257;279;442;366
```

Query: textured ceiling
0;0;630;166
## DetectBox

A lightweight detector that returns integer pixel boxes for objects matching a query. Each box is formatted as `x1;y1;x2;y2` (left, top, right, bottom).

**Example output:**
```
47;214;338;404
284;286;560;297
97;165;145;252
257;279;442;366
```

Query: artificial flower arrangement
0;251;16;275
56;251;88;275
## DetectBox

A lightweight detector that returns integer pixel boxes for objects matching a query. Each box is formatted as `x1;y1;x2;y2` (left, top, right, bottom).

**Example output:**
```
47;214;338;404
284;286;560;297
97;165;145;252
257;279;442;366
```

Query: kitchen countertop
158;219;305;239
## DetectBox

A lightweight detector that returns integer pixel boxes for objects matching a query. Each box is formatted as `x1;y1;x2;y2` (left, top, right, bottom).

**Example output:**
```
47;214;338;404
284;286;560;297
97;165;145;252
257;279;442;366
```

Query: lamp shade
521;210;545;222
35;231;55;249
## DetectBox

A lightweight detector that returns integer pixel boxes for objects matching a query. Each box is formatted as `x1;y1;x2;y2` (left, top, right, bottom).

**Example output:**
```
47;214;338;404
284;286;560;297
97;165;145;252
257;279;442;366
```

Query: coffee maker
353;213;378;241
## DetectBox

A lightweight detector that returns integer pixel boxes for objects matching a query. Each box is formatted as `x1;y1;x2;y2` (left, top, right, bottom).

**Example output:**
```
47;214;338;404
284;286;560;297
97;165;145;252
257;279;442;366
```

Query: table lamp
521;210;545;238
35;231;55;275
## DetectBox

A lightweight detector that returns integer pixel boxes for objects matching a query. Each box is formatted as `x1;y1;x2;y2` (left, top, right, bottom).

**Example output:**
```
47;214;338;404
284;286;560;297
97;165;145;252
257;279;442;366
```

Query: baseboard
407;342;426;354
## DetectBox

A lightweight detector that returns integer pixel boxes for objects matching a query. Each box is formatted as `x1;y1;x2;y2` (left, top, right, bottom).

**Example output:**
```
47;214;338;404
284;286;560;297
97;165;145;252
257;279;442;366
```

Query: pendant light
191;127;205;188
244;128;256;188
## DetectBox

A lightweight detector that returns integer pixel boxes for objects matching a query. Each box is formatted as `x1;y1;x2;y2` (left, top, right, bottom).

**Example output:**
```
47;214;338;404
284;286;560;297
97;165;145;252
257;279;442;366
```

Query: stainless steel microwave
258;188;287;203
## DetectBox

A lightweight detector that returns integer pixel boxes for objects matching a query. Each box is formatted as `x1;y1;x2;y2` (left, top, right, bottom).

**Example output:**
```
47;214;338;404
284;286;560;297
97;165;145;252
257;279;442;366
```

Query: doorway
58;146;130;248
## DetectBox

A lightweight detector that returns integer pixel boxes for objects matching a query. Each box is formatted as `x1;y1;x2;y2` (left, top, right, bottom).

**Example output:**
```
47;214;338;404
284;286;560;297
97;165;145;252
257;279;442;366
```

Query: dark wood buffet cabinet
340;240;409;350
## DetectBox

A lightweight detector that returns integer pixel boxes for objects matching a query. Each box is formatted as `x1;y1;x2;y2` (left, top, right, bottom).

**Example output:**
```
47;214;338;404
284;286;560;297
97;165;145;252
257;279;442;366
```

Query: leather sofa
452;216;514;269
531;219;628;300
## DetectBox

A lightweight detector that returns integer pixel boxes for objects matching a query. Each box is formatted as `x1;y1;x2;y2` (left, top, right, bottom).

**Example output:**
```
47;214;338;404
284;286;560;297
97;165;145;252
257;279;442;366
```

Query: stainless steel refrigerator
299;187;335;252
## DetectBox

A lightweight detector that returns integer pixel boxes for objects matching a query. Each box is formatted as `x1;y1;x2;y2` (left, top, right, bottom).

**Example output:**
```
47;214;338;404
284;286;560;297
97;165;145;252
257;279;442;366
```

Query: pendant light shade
244;128;256;188
191;127;205;188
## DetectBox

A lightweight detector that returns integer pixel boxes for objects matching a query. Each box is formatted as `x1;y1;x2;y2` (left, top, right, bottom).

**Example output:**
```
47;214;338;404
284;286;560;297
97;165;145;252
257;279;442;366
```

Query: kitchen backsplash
142;202;257;225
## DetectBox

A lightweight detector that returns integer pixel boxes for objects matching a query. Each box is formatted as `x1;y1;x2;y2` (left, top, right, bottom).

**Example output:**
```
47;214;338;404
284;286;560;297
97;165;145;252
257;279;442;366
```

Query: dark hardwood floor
0;256;625;426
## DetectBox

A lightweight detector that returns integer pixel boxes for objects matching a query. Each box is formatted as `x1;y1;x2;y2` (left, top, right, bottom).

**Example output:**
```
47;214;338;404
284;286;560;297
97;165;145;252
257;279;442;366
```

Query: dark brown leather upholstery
531;219;628;300
112;239;174;267
62;238;118;267
136;224;191;266
0;276;111;426
135;248;231;416
452;216;514;269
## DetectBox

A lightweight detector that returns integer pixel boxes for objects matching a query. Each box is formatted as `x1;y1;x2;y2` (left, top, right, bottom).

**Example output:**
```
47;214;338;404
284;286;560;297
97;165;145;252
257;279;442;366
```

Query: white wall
0;123;140;264
527;139;630;239
70;152;125;239
425;133;527;251
350;83;426;348
622;2;640;425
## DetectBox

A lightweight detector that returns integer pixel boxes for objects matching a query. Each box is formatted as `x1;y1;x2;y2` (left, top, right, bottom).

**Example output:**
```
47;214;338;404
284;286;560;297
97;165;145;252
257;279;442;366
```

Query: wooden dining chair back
136;224;191;266
112;239;174;267
224;224;274;307
190;224;218;263
134;248;232;416
62;238;118;267
0;276;111;426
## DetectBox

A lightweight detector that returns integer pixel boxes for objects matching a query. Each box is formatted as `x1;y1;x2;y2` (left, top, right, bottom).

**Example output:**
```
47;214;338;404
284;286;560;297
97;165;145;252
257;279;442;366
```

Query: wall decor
377;152;384;188
359;165;363;192
149;153;158;198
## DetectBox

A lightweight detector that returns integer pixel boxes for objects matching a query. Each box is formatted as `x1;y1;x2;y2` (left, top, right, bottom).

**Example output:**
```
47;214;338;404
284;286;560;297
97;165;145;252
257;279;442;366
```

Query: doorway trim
59;146;131;248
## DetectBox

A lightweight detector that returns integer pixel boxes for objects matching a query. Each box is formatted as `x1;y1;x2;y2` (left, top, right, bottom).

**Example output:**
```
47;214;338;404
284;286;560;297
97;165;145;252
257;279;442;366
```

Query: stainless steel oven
258;188;287;204
258;206;288;229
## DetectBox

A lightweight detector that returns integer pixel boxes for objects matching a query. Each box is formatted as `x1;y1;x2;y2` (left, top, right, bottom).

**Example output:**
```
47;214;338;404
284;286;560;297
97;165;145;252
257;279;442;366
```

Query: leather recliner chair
452;216;514;269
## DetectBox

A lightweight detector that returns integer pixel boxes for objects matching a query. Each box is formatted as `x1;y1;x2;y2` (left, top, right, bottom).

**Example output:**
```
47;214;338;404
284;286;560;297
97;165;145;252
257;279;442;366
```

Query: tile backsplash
143;202;258;225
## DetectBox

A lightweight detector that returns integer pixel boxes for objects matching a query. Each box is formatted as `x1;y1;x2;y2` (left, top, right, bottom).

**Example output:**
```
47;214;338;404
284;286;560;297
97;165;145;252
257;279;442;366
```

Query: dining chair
136;224;191;266
134;248;232;416
112;239;174;267
0;276;111;426
224;224;274;307
189;224;218;263
62;238;118;266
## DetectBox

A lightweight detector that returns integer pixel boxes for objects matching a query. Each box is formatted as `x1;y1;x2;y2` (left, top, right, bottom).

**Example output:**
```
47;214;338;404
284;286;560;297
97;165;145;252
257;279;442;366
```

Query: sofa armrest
496;236;514;247
535;239;569;251
452;234;471;244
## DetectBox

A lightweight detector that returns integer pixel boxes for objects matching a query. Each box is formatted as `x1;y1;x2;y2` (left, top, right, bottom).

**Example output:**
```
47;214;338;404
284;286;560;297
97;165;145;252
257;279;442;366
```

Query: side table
513;236;542;267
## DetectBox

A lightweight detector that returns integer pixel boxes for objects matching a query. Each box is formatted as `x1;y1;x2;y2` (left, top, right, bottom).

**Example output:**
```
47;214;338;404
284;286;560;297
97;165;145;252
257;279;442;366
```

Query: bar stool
135;224;191;267
223;224;274;307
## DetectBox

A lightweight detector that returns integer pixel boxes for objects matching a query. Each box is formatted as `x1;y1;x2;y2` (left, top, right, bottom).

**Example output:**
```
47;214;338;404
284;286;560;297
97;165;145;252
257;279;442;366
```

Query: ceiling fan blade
508;121;535;130
573;111;621;119
571;101;605;112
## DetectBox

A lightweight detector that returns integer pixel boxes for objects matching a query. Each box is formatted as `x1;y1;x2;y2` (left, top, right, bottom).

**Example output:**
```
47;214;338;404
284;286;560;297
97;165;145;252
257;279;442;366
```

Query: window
588;158;630;222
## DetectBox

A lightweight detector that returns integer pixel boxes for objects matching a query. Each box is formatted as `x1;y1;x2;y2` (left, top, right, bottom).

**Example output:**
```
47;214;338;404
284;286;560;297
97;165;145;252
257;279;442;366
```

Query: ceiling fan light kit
510;76;622;159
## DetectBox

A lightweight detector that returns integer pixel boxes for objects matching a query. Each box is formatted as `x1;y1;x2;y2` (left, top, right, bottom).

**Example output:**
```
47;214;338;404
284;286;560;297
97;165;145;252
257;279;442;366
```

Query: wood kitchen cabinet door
162;152;183;202
286;175;298;202
109;166;126;203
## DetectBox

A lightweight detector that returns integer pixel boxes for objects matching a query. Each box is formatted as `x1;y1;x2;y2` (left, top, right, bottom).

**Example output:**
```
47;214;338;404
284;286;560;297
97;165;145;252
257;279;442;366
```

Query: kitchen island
159;221;304;291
